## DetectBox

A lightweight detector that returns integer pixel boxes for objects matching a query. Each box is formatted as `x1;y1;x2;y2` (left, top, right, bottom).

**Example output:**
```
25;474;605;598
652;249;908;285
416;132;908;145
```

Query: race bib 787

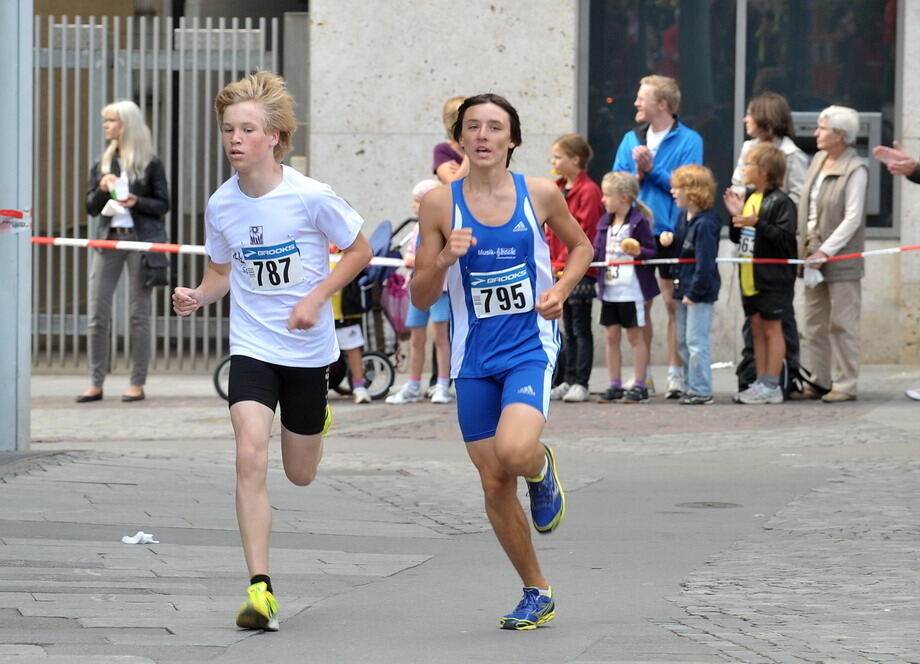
241;239;305;291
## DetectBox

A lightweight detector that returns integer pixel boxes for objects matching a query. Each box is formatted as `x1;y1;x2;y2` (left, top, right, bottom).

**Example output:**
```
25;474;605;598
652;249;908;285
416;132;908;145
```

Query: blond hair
602;171;653;223
441;96;466;139
670;165;717;210
640;75;681;114
214;70;297;161
100;100;154;181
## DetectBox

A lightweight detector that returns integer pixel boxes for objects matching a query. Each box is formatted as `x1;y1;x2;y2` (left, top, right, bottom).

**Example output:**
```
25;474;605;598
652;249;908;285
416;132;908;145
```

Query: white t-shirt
602;222;643;303
646;126;670;157
204;165;364;368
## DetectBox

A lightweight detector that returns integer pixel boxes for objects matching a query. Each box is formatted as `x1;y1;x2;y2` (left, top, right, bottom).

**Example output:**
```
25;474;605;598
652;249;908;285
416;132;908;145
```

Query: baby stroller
212;221;405;402
328;220;406;399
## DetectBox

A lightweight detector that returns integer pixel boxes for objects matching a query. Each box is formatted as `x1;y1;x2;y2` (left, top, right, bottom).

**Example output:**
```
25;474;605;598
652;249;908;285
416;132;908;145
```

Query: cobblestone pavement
657;456;920;663
2;368;919;662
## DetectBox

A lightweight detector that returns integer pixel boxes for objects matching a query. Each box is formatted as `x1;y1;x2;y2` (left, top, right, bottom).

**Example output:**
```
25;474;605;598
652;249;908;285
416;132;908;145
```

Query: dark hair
451;93;522;167
553;134;593;169
746;92;794;140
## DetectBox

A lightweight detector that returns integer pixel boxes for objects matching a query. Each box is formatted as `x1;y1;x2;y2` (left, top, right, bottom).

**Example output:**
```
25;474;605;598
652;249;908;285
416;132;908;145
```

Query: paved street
1;365;918;663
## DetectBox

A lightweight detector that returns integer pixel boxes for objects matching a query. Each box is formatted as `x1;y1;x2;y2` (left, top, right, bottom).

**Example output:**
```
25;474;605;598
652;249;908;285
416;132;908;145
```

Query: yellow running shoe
235;581;279;631
321;405;333;436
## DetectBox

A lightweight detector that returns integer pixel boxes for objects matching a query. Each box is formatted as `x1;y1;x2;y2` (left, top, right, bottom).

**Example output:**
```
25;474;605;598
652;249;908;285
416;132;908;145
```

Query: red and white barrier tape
29;235;406;266
574;244;920;269
27;234;920;269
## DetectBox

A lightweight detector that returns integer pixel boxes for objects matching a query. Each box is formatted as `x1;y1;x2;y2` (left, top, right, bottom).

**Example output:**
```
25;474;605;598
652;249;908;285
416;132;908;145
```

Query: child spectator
670;165;722;405
594;172;659;403
330;255;371;404
386;179;452;404
547;134;605;403
724;144;798;404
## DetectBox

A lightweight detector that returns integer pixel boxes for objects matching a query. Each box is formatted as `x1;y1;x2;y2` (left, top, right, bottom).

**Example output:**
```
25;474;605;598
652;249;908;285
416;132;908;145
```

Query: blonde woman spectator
77;100;169;404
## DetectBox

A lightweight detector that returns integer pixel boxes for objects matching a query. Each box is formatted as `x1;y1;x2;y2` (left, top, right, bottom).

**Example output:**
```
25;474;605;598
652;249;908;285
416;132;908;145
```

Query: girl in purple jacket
594;172;660;403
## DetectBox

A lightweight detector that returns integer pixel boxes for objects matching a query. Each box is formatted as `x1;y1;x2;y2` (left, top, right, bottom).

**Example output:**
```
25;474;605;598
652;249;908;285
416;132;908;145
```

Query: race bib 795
469;263;534;319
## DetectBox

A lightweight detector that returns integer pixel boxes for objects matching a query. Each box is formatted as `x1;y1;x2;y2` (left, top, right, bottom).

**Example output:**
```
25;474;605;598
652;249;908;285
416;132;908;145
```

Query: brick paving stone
662;455;920;663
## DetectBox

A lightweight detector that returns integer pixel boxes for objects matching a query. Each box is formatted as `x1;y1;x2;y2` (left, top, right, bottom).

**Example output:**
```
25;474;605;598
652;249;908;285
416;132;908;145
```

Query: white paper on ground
121;531;159;544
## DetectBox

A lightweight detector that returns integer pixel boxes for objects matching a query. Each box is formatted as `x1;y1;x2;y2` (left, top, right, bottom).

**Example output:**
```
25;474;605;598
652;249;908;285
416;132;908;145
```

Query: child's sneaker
385;383;422;404
622;385;649;403
598;386;624;402
352;386;371;404
235;581;279;631
665;374;683;399
680;393;714;405
737;382;783;404
429;384;453;404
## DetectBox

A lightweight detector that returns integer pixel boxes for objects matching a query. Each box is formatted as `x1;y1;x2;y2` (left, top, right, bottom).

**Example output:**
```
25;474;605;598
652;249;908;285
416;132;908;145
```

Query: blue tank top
446;173;559;378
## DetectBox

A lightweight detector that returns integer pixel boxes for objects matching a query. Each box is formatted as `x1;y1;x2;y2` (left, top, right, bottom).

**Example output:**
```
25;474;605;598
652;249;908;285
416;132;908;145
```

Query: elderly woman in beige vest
798;106;868;402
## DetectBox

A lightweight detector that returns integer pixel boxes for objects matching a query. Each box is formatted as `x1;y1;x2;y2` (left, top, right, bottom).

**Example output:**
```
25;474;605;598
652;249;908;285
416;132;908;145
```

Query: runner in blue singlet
411;93;593;631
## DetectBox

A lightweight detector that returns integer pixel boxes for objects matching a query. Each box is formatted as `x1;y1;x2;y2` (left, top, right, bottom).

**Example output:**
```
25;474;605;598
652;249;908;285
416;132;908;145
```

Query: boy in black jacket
724;144;798;404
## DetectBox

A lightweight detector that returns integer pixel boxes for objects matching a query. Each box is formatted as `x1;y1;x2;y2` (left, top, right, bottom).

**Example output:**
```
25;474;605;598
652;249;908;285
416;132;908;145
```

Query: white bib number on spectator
241;239;304;291
469;263;534;319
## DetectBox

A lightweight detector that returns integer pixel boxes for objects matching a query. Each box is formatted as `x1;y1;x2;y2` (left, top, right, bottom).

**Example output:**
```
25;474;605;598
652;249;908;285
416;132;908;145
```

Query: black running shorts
599;300;641;329
741;289;793;321
227;354;329;435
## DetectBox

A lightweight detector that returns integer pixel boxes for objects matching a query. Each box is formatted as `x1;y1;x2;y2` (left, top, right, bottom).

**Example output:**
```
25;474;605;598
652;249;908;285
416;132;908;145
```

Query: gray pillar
283;12;310;174
0;0;33;452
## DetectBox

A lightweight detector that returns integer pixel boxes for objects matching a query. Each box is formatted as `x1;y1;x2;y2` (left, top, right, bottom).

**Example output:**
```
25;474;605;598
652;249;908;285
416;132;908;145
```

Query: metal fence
32;14;279;372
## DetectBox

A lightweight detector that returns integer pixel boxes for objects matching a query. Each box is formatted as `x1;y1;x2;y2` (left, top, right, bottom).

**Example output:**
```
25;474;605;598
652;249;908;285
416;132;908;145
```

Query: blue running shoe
500;587;555;630
526;444;566;533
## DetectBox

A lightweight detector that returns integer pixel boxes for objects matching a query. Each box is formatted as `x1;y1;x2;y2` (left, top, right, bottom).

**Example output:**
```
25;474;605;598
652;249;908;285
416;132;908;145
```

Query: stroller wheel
213;355;232;401
351;351;395;400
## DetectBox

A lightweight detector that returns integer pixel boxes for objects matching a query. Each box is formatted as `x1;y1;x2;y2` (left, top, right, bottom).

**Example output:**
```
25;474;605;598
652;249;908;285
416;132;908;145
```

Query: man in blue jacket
613;75;703;399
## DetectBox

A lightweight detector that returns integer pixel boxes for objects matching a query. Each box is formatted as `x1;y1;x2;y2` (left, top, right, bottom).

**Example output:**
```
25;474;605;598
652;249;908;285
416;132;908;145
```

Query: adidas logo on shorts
517;385;536;396
512;221;528;232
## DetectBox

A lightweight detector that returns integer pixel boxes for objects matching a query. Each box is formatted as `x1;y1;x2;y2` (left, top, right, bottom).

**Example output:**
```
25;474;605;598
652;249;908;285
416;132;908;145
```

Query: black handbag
141;251;169;288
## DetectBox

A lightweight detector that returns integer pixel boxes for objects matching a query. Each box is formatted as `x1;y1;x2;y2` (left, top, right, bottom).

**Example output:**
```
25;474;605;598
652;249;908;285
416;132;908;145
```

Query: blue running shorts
454;360;553;443
405;291;450;327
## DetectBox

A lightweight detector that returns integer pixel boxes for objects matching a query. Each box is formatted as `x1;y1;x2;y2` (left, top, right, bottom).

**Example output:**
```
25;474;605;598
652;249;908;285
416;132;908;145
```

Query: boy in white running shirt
172;71;371;631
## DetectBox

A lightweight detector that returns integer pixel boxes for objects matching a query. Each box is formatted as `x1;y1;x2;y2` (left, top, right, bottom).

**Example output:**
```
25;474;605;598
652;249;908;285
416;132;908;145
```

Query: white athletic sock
668;365;683;377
